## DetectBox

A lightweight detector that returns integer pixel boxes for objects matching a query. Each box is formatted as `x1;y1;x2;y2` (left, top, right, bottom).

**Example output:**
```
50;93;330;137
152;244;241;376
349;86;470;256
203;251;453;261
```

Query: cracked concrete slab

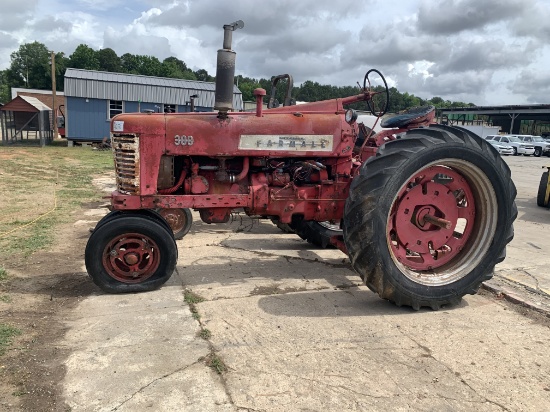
179;212;550;410
62;276;234;411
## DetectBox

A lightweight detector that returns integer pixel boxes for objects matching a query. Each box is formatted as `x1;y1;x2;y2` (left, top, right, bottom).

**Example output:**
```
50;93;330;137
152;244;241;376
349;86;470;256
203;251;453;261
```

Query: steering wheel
363;69;389;117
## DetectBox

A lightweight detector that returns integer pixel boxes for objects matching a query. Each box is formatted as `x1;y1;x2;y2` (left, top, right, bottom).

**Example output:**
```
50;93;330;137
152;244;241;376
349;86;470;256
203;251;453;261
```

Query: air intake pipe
214;20;244;117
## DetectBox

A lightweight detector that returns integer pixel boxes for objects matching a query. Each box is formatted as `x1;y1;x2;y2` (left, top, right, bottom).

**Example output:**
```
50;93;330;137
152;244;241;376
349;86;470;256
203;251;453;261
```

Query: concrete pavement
60;155;550;411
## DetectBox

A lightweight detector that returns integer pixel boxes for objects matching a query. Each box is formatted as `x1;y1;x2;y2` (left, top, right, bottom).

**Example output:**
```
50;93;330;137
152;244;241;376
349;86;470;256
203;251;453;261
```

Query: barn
63;68;243;143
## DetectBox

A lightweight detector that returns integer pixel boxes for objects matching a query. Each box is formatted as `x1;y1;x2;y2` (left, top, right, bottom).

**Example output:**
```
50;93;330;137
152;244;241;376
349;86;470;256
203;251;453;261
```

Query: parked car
491;135;535;156
516;135;550;157
488;140;514;155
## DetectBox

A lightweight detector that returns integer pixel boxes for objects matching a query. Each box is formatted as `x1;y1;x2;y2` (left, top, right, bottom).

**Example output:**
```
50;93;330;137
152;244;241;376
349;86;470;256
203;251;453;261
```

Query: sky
1;0;550;106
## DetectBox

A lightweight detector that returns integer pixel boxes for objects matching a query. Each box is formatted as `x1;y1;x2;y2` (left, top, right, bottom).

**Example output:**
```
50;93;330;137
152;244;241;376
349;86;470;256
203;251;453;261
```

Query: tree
69;44;100;70
161;57;196;80
9;41;51;89
98;48;121;72
194;69;213;82
235;75;261;101
120;53;140;74
120;53;163;76
0;70;10;103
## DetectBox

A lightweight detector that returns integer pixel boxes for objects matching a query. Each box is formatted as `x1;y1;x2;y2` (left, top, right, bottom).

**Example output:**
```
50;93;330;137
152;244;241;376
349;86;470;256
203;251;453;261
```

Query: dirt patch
0;220;99;411
0;146;113;410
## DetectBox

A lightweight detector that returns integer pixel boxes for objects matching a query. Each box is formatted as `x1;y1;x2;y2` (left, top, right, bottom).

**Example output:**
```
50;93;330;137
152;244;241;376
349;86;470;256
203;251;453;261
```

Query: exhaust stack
214;20;244;117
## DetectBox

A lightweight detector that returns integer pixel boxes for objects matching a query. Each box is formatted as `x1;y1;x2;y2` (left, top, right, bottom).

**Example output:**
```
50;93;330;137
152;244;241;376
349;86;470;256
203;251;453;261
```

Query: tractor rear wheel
295;220;342;248
537;171;549;207
343;125;517;309
85;215;178;293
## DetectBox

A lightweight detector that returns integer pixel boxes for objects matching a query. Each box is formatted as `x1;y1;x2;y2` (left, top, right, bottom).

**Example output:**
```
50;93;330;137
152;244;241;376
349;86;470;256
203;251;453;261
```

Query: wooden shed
0;95;53;147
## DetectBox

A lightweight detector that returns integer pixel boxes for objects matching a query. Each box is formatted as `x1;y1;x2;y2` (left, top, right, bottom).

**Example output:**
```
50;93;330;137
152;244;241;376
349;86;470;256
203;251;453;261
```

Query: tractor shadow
514;198;550;224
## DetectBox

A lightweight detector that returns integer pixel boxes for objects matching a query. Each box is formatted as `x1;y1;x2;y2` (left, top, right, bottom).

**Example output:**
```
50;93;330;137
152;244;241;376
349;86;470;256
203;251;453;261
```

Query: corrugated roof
11;87;65;99
1;95;51;112
21;96;52;111
64;68;243;110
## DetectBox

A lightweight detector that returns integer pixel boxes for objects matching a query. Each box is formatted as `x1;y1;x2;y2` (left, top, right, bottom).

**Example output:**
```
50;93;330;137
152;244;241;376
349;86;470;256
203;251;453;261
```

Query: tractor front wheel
85;215;178;293
295;220;342;248
343;125;516;309
157;208;193;240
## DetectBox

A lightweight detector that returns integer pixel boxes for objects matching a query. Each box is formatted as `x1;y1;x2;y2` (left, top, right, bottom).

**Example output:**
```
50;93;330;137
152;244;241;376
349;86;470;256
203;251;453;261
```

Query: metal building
63;68;243;143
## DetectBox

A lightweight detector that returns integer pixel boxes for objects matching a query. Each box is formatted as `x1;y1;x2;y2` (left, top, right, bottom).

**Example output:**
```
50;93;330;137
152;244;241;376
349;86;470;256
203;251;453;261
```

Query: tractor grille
112;134;140;195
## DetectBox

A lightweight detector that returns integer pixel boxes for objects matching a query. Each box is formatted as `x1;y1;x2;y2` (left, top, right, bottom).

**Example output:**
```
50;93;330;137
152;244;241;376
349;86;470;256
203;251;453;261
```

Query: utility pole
51;51;58;139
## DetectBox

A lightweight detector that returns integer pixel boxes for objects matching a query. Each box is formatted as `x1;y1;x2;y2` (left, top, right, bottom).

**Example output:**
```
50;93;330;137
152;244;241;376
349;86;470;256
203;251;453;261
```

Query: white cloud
0;0;549;105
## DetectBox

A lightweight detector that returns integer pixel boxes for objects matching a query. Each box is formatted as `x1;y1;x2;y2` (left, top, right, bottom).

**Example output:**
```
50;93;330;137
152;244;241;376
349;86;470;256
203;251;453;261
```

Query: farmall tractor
85;21;517;310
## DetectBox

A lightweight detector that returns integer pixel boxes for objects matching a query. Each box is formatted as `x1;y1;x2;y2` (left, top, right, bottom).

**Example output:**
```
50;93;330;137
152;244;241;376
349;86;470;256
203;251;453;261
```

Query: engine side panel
163;112;353;157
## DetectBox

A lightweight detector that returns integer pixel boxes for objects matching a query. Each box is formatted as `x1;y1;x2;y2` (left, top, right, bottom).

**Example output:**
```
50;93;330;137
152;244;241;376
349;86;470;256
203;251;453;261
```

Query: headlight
345;109;358;124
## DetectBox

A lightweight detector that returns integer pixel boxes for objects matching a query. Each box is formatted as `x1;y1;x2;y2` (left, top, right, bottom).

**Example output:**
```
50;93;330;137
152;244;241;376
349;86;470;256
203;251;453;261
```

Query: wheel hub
158;209;186;233
102;234;160;283
389;166;476;271
394;181;458;254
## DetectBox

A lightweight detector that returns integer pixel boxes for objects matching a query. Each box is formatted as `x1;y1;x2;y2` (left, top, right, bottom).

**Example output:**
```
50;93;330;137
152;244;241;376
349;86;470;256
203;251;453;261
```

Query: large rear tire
537;171;549;207
85;215;178;293
343;125;517;309
295;220;342;248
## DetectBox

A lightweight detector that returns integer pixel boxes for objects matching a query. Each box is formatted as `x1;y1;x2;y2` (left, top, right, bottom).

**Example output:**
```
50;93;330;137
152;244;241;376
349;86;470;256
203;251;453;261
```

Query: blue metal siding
66;97;110;141
124;101;139;113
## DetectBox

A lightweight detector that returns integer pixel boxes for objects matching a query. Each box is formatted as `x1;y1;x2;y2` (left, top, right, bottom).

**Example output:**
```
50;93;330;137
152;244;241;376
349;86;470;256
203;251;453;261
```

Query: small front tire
157;208;193;240
85;215;178;293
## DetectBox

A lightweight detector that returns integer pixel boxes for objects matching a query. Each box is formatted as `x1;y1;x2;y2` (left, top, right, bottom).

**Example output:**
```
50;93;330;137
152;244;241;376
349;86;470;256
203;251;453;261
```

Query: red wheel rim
158;209;187;233
102;233;161;283
388;165;476;271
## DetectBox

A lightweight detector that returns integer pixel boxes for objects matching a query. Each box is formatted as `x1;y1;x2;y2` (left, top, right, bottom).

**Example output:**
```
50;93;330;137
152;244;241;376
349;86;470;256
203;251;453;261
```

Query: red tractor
85;21;516;310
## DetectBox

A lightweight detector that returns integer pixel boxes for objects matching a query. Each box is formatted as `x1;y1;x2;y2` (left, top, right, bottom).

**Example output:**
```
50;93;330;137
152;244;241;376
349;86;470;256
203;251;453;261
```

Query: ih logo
175;135;194;146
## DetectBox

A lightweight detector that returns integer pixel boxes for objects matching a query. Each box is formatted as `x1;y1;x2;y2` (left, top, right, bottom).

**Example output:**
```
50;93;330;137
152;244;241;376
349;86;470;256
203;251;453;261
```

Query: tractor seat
381;105;435;128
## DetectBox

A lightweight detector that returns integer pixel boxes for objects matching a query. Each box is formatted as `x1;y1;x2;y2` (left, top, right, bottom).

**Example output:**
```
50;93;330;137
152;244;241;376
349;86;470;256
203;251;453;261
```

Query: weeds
199;328;211;340
184;290;205;305
0;324;21;356
0;267;7;281
0;295;11;303
204;353;227;374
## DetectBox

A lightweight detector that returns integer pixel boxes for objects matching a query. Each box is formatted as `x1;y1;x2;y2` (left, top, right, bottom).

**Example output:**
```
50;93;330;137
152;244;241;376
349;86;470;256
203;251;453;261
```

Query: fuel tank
111;110;355;158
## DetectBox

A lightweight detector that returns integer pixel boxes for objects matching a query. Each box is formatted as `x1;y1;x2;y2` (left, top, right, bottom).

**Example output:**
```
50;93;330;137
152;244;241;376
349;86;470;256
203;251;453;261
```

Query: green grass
199;328;212;340
0;146;113;260
205;353;227;374
0;267;7;281
184;290;205;305
0;324;21;356
0;295;11;303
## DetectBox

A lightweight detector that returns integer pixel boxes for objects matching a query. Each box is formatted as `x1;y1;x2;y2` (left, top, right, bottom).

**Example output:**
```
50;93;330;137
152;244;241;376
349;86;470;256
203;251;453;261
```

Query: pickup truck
488;135;535;156
516;135;550;157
